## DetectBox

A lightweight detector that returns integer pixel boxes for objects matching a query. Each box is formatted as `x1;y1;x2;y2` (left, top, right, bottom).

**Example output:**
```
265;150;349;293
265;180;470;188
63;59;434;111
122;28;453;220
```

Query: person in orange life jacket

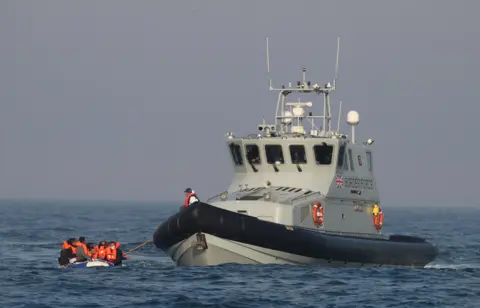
105;241;125;265
114;242;127;265
58;238;77;266
180;188;199;211
86;243;96;258
75;236;92;262
93;241;107;260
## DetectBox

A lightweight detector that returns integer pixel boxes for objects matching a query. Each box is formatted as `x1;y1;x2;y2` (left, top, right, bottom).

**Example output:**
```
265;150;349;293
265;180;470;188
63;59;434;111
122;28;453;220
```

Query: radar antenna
266;37;272;90
337;100;342;132
333;37;340;89
264;37;341;136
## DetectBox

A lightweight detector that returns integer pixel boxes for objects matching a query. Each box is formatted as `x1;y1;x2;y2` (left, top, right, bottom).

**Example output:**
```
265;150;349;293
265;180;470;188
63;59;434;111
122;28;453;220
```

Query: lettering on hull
336;176;375;190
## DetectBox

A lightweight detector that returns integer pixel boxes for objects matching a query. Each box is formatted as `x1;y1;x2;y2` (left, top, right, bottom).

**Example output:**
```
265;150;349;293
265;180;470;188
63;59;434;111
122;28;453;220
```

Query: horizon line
0;197;478;208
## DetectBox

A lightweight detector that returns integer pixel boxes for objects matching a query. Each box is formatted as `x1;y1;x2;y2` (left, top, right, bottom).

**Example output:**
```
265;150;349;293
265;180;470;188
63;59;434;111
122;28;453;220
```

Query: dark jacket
58;247;75;266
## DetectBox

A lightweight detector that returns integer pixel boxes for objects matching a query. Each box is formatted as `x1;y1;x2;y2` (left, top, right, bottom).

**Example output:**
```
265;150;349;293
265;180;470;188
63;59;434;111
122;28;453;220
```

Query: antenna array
265;37;342;136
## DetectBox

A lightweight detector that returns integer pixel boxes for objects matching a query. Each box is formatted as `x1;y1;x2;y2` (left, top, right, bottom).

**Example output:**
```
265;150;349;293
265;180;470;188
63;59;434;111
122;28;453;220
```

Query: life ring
312;201;324;226
373;209;384;230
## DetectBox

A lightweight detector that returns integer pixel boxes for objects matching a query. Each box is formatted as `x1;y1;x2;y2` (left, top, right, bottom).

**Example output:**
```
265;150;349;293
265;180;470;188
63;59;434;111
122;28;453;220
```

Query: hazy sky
1;1;479;205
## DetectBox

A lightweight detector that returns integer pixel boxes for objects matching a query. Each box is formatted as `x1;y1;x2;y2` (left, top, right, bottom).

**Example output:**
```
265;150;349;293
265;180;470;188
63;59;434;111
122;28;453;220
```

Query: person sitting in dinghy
93;241;107;260
75;240;94;262
58;238;77;266
105;241;126;266
180;187;199;211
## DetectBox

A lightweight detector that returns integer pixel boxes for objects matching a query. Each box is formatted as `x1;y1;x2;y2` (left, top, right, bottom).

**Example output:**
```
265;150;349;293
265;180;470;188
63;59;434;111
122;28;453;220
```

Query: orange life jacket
94;245;106;260
62;241;77;254
105;246;117;262
183;192;197;206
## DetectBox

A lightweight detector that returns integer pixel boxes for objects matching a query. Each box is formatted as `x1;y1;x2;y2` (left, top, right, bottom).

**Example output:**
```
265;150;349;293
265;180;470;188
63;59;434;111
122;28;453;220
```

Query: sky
1;0;479;206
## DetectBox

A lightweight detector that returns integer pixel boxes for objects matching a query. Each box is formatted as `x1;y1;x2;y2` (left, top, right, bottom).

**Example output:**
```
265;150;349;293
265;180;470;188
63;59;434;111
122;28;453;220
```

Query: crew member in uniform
180;188;199;210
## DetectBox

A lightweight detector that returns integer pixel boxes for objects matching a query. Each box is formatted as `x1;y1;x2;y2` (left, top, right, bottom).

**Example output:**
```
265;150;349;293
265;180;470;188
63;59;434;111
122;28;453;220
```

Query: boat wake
424;263;480;270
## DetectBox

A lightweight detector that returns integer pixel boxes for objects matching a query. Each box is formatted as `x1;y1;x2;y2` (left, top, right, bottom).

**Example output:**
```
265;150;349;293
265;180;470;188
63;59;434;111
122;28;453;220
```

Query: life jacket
94;245;106;260
183;192;197;207
105;245;117;262
62;241;76;254
59;241;76;266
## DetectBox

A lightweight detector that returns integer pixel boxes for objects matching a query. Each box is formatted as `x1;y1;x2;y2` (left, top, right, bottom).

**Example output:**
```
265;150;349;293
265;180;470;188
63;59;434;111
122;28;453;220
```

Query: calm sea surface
0;200;479;308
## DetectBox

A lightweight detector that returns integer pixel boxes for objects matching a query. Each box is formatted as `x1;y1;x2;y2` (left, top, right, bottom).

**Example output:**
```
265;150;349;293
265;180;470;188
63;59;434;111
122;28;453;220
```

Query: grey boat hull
153;202;438;267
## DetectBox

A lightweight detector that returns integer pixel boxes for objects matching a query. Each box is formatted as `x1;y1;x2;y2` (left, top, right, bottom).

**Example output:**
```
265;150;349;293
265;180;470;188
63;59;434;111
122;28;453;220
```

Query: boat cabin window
289;145;307;164
313;144;333;165
265;145;285;164
245;144;261;164
366;151;373;171
343;152;349;170
228;143;243;166
337;144;346;168
348;148;355;171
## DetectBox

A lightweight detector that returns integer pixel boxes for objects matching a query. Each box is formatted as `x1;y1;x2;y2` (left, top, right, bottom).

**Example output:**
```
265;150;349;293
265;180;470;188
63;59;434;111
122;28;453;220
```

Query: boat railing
207;188;325;204
290;191;324;204
206;192;226;203
206;189;242;203
206;187;269;203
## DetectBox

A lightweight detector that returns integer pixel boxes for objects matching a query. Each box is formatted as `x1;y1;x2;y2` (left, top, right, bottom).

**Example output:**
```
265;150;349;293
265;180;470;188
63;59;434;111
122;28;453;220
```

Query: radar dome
292;107;305;117
347;110;359;125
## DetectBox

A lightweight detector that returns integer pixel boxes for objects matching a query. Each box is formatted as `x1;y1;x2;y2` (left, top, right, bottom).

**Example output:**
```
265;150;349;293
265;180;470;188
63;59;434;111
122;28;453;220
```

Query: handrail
206;187;269;203
206;192;225;203
290;191;324;204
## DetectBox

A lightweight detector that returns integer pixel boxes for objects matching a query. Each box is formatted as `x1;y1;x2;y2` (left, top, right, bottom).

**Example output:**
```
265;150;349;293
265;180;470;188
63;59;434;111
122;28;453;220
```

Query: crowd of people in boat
58;236;126;267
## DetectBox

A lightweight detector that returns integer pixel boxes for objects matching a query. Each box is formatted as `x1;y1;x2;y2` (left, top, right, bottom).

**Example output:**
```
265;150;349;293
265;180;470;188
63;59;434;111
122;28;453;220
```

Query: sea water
0;200;479;307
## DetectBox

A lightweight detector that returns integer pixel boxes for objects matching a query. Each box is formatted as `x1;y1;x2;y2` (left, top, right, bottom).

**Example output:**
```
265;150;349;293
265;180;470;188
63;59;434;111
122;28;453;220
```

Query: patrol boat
153;38;438;267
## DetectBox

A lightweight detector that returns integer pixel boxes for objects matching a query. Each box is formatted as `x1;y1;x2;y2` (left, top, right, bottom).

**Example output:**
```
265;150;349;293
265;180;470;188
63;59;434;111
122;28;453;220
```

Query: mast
264;37;340;137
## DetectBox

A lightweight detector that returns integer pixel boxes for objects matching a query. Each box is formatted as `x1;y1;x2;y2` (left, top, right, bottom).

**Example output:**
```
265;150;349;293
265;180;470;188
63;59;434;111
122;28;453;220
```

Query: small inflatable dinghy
67;260;114;268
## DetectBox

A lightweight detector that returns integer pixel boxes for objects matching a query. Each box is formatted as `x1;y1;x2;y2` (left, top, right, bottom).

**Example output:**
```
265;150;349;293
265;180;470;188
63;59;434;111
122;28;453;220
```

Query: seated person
58;238;77;266
93;241;107;260
105;241;126;265
75;240;92;262
114;242;127;266
86;243;96;259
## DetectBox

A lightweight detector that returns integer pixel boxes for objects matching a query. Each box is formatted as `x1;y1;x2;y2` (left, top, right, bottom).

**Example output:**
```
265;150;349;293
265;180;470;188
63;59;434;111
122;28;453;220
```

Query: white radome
347;110;359;125
292;107;305;117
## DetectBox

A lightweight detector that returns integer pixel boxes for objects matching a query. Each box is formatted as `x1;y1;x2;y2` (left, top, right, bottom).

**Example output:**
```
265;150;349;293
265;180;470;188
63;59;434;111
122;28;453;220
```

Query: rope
123;240;152;256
